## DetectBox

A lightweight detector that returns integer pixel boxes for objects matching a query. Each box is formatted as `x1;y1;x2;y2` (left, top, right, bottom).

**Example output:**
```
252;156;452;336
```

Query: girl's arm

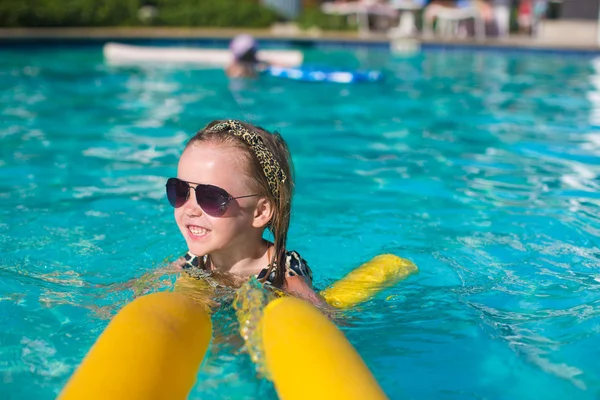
284;275;334;310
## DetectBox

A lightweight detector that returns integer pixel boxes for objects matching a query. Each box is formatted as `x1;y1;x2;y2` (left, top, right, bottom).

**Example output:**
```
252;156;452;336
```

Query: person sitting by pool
166;119;328;307
226;34;267;79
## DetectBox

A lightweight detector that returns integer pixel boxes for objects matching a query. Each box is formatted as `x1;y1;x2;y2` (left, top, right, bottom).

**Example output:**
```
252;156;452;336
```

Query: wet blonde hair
185;120;294;287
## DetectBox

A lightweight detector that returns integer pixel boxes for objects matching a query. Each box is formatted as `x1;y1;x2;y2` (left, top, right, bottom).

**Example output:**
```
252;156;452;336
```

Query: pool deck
0;24;598;53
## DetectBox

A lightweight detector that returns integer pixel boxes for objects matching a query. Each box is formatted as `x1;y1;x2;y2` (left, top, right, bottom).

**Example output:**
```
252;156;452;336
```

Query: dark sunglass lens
196;185;229;217
166;178;189;208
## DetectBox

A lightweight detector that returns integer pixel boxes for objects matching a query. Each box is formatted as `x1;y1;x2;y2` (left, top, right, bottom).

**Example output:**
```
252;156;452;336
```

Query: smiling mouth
187;225;210;239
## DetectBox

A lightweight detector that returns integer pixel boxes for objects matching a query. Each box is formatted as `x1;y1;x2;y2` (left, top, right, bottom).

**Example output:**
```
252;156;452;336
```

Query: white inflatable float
103;42;304;67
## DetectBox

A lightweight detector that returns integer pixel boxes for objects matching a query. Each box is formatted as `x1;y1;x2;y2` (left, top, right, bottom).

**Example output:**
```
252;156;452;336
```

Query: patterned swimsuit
182;250;312;286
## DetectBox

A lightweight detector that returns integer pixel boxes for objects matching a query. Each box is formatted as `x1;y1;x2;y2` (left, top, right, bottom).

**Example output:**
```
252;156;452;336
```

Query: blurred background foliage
0;0;356;30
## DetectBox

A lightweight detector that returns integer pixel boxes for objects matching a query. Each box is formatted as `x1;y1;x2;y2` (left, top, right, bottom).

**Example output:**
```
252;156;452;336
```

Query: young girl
166;119;326;307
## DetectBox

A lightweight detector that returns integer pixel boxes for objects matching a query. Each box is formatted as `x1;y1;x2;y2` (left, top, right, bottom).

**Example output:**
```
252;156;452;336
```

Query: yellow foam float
59;291;212;400
257;254;417;399
321;254;418;309
262;297;388;400
60;253;416;399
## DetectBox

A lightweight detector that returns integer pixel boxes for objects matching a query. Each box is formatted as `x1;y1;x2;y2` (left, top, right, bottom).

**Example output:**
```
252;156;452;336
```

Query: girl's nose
183;189;203;216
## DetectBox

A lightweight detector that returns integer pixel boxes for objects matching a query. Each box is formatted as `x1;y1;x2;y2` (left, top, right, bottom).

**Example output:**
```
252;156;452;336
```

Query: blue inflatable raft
265;66;383;83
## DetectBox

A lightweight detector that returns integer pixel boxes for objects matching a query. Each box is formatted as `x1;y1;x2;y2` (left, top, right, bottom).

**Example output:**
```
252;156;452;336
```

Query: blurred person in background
518;0;548;36
226;34;268;79
493;0;510;38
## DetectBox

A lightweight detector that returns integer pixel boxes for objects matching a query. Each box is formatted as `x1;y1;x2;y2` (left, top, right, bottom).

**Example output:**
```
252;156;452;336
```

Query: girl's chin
187;244;209;256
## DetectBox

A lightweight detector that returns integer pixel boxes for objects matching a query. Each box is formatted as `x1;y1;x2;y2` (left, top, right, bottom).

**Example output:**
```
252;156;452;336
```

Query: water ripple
2;47;600;399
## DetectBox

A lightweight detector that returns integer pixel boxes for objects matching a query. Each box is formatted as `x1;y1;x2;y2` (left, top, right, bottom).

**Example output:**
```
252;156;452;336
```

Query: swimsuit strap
256;250;312;286
183;252;200;269
181;249;312;288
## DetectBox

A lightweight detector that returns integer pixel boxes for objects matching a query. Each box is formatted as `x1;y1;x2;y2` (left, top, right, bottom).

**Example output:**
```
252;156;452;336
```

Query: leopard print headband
207;120;287;198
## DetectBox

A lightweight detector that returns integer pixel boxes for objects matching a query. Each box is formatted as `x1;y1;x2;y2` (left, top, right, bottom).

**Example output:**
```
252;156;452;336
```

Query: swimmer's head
185;120;294;286
230;34;258;63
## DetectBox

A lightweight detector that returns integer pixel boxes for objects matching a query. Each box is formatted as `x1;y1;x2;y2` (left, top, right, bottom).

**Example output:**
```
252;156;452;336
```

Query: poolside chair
387;0;426;38
423;1;486;41
321;0;398;36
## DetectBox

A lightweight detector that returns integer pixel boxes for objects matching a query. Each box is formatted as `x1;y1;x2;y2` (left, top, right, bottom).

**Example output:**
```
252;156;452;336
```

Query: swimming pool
1;41;599;399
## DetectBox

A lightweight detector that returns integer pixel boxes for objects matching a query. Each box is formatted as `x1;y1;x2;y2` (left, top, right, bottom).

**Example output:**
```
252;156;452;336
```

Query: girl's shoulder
257;249;313;284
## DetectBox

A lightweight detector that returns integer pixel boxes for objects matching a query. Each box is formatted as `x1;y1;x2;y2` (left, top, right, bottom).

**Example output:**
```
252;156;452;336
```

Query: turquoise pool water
1;42;600;399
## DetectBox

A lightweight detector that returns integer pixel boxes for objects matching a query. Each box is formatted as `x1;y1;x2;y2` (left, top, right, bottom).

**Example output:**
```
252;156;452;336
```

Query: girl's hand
169;257;186;271
284;275;336;312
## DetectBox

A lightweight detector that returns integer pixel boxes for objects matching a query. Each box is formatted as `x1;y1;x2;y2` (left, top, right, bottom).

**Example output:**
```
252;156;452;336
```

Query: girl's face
174;141;265;256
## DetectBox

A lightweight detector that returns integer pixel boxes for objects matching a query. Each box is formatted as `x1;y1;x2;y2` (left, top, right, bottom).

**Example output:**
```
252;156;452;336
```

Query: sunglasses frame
166;177;258;217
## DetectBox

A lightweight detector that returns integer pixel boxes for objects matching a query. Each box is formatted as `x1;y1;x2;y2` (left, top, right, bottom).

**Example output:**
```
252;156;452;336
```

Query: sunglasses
166;177;258;217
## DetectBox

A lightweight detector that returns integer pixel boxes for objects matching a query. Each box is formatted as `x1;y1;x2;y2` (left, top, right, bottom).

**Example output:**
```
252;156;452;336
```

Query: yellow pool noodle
262;297;388;400
59;291;212;400
320;254;417;309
